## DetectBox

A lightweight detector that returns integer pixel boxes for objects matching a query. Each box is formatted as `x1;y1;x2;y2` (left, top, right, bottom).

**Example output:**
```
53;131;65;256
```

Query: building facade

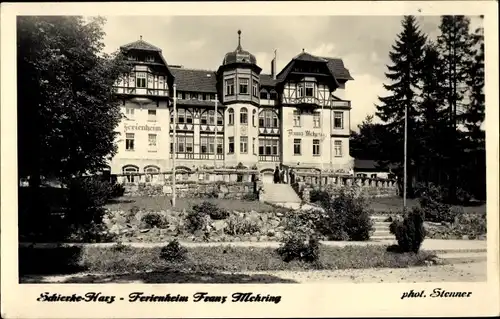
109;31;355;183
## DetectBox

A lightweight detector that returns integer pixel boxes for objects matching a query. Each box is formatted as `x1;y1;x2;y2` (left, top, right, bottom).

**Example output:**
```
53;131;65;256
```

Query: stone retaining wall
123;181;262;200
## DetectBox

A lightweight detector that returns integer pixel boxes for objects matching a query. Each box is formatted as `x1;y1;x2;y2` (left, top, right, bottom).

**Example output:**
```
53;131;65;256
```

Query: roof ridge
170;66;217;73
120;39;162;51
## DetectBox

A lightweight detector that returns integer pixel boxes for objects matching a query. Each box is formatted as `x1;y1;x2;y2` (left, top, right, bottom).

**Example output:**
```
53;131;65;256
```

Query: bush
160;239;188;262
309;189;330;206
63;177;115;242
110;183;126;197
141;212;168;228
276;233;320;263
193;201;229;220
185;209;207;233
418;183;452;223
316;186;373;241
390;207;426;253
241;192;259;201
226;215;261;236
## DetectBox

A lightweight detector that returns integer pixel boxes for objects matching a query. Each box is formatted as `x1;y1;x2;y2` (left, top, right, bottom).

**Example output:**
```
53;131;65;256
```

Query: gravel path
232;261;486;283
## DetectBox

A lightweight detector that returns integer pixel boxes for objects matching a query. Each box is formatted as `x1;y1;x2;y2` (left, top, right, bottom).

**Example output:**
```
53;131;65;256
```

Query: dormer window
260;90;268;99
239;78;249;95
146;56;155;62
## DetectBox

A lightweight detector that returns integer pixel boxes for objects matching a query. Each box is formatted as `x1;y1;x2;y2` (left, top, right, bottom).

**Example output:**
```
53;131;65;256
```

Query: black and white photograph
1;1;498;318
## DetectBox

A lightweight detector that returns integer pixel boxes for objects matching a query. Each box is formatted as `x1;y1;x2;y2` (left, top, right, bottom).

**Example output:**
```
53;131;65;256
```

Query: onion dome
222;30;257;65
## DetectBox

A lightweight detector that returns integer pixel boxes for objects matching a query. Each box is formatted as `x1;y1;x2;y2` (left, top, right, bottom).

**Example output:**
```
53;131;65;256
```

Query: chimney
271;49;277;80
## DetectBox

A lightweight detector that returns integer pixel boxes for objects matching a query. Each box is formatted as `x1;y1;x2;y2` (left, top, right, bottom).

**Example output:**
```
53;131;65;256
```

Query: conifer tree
375;15;427;196
436;15;474;201
417;43;448;186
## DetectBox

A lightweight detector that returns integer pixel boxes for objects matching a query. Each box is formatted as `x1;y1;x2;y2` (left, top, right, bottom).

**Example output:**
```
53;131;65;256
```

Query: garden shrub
316;186;373;241
63;177;117;242
160;239;188;262
276;233;320;263
141;212;168;228
418;183;454;223
226;215;261;236
193;201;229;220
309;189;330;206
241;192;259;201
110;183;126;197
390;207;426;253
185;208;207;233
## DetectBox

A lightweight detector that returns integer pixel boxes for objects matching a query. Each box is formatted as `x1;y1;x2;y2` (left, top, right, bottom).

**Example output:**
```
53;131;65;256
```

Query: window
252;137;256;154
216;137;223;154
136;72;146;88
240;107;248;125
239;78;249;94
260;91;268;99
240;137;248;154
370;174;377;179
146;56;155;62
313;139;320;156
200;136;220;154
125;133;135;151
225;79;234;96
259;138;279;155
252;81;259;97
228;137;234;153
198;94;203;101
270;91;278;100
293;110;301;127
148;134;157;151
228;108;234;125
252;109;256;127
297;84;304;97
305;82;314;97
148;109;156;122
123;165;139;183
293;138;301;155
313;111;321;128
191;93;198;100
334;140;343;157
210;94;216;100
145;166;159;183
334;112;344;129
259;110;279;128
172;136;194;153
125;107;134;119
177;92;183;100
208;110;215;125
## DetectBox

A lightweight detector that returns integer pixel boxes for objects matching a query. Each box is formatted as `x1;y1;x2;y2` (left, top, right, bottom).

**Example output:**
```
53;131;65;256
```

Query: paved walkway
19;239;487;252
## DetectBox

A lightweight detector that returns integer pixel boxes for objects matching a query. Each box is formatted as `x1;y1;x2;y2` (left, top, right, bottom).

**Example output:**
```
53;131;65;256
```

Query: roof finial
140;35;143;41
237;30;242;50
302;48;305;53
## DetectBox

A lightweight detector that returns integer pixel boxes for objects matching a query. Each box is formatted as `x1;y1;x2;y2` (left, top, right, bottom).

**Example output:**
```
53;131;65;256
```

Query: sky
101;15;482;130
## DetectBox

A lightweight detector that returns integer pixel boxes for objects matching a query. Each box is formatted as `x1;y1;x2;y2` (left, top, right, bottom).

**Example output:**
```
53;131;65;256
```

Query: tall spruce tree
436;15;474;201
464;15;485;146
417;43;449;186
375;15;427;196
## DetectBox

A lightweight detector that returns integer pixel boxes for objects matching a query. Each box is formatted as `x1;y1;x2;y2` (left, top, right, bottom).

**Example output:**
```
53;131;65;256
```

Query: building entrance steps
261;183;302;210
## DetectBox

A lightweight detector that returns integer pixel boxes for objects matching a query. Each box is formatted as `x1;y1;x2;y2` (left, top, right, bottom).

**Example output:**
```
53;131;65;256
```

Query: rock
212;220;228;233
159;229;168;236
139;228;150;233
276;212;284;217
462;235;469;240
269;219;280;228
109;224;122;235
233;237;241;242
260;214;268;223
259;235;268;242
250;236;258;242
267;229;276;237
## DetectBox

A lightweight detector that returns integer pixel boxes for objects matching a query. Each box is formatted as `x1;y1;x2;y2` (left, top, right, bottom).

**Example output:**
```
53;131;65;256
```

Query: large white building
110;31;355;183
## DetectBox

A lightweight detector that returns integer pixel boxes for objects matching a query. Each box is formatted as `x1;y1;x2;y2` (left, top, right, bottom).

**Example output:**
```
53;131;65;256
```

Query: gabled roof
260;74;277;87
170;67;217;93
293;52;328;63
321;57;354;81
120;39;162;52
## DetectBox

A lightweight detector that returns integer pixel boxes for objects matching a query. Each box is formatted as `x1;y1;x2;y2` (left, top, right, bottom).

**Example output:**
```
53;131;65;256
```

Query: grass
105;196;278;213
368;196;486;215
19;244;439;277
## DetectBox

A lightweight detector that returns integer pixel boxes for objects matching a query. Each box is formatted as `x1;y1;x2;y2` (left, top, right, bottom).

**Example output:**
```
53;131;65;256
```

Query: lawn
19;244;438;277
105;196;278;213
368;196;486;215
